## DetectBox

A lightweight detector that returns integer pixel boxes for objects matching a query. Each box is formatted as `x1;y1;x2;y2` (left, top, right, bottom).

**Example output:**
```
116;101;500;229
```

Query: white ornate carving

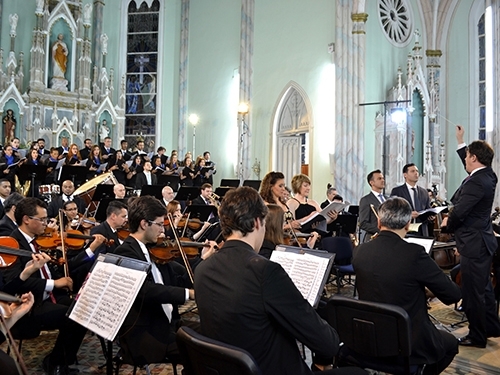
83;3;93;26
9;14;18;38
377;0;414;47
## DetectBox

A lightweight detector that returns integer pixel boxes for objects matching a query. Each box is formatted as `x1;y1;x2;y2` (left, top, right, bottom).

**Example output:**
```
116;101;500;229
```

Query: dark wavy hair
127;196;167;233
219;187;268;238
14;197;47;226
467;140;494;167
259;171;285;204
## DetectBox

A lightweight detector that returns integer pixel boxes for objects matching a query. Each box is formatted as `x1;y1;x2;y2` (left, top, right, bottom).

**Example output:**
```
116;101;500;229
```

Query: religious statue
52;34;68;78
9;14;18;36
35;0;45;14
127;76;141;114
99;119;110;142
101;34;109;55
83;3;93;26
2;109;16;145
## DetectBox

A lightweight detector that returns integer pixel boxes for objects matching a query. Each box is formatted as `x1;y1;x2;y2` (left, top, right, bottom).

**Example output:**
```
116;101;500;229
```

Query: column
178;0;190;156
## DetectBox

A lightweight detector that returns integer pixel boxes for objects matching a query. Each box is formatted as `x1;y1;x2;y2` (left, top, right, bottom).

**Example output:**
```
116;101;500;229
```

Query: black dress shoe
48;365;69;375
458;336;486;348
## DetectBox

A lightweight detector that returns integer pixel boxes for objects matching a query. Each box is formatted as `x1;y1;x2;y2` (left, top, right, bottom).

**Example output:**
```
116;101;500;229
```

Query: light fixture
188;113;199;158
237;102;249;115
390;107;406;123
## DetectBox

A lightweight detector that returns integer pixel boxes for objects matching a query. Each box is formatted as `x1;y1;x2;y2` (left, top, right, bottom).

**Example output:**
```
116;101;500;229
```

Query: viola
0;237;64;268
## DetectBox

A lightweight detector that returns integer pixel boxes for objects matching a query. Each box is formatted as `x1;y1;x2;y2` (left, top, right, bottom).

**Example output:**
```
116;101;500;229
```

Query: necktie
31;240;57;303
411;187;421;211
378;194;385;203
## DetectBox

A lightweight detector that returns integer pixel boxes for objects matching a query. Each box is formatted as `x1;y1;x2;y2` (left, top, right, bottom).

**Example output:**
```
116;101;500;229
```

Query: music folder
271;245;335;308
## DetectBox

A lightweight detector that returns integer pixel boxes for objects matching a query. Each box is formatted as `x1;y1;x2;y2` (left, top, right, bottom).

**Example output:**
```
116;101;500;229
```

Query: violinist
2;197;89;375
0;192;23;236
113;196;216;367
90;200;128;254
166;200;211;242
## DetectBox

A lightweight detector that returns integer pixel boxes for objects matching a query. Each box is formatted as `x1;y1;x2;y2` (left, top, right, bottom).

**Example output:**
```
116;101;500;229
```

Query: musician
353;197;461;374
0;192;23;235
320;185;338;209
135;140;150;162
90;199;128;254
113;183;127;199
180;155;195;186
166;200;211;242
134;161;157;189
61;200;81;231
203;151;216;185
193;156;210;187
37;138;50;155
86;145;104;179
0;178;12;220
2;197;89;375
192;183;215;207
195;187;367;375
43;147;60;184
79;138;93;160
100;136;116;162
107;150;129;184
0;144;23;191
161;186;175;206
441;125;500;348
64;143;82;165
358;169;386;243
118;139;132;161
126;154;143;189
259;203;285;259
56;137;69;159
47;180;86;218
113;196;216;366
390;163;433;236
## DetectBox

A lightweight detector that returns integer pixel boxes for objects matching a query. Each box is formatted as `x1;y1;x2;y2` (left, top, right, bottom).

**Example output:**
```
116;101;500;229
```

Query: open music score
271;246;334;308
68;254;149;341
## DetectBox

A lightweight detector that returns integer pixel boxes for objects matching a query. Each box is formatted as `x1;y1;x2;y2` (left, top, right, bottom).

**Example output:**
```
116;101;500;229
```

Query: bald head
114;184;126;199
162;186;174;203
61;180;75;196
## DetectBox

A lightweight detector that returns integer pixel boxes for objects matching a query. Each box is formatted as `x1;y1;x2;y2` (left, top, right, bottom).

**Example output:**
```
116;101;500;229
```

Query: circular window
377;0;414;47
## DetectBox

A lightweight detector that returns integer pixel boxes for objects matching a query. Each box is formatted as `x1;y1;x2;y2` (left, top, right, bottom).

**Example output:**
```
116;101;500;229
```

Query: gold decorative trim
426;50;442;57
351;13;369;23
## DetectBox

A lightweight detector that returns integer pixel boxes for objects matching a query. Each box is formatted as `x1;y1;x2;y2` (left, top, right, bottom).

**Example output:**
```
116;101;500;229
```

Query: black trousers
421;330;458;375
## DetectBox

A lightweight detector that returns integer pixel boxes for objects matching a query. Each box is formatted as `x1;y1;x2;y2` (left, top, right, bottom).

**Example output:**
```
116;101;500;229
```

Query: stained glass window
478;14;485;140
125;0;160;149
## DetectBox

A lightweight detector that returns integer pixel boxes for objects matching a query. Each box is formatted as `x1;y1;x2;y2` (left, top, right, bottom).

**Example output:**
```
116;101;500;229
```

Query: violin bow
58;209;70;278
167;213;195;284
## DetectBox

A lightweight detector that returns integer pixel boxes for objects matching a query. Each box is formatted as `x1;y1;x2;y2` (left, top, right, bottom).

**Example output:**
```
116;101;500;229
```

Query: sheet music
98;162;108;171
270;250;331;306
68;261;146;341
320;201;349;218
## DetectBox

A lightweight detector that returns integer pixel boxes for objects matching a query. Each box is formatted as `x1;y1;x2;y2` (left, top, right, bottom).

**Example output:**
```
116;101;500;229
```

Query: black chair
327;296;423;375
176;326;263;375
321;237;356;295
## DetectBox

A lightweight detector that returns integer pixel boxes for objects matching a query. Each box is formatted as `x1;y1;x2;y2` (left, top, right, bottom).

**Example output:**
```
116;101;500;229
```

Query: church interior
1;0;500;374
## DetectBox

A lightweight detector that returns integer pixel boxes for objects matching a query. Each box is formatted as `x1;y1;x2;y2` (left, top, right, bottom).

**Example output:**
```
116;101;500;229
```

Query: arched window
125;0;160;148
478;13;486;140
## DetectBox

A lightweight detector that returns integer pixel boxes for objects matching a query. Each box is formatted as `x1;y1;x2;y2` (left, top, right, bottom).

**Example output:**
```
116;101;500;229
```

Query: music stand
185;205;218;222
214;187;234;199
220;179;240;188
175;186;201;202
94;198;127;222
60;165;88;186
347;205;359;216
140;184;164;200
18;164;48;197
157;175;180;191
243;179;261;191
327;215;358;236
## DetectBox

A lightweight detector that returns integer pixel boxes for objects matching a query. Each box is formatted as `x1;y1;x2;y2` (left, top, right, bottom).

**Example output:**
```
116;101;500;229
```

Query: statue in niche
52;34;68;78
99;120;110;142
9;14;18;36
83;3;93;25
2;109;16;145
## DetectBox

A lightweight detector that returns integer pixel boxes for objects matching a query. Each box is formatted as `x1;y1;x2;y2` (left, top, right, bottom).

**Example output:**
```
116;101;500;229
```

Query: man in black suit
134;161;157;190
358;169;386;243
2;197;104;374
79;138;93;160
0;178;12;220
441;125;500;348
354;197;461;374
56;137;69;159
47;180;86;218
195;187;367;375
113;196;216;366
100;136;116;163
390;163;433;236
90;200;128;254
0;192;22;235
37;138;50;155
191;183;213;206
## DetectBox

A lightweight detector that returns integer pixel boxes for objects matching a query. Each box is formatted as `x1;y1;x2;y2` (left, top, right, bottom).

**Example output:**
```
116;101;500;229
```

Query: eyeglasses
148;220;164;228
28;216;49;224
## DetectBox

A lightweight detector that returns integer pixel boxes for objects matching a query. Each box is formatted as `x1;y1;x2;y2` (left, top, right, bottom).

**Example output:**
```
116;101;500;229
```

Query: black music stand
185;205;218;222
158;175;180;191
327;215;358;236
220;179;240;188
18;164;48;197
93;185;115;200
140;184;164;200
347;205;359;216
214;187;234;199
60;165;88;186
175;186;201;202
243;179;261;191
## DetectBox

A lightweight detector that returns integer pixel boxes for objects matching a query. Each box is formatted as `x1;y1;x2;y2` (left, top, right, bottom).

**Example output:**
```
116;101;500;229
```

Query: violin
36;228;113;250
0;237;64;268
149;238;207;264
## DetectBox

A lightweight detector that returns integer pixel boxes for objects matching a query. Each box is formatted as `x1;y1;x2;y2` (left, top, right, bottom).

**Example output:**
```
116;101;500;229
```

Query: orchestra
0;133;495;375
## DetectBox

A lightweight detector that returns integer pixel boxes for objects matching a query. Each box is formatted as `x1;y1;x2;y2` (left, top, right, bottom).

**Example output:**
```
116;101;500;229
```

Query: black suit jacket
195;240;339;375
47;195;86;218
113;236;194;364
0;200;5;220
358;192;384;242
0;215;17;236
90;221;120;254
79;147;91;160
353;231;461;365
447;146;498;257
390;184;430;212
191;196;208;206
135;172;157;190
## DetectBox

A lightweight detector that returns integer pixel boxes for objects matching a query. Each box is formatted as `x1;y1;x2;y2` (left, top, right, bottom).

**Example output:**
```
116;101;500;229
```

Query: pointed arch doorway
272;83;312;184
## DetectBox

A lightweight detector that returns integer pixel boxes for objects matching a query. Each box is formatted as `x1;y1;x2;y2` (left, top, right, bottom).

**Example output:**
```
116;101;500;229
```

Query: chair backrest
321;237;353;264
327;295;412;358
176;326;263;375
